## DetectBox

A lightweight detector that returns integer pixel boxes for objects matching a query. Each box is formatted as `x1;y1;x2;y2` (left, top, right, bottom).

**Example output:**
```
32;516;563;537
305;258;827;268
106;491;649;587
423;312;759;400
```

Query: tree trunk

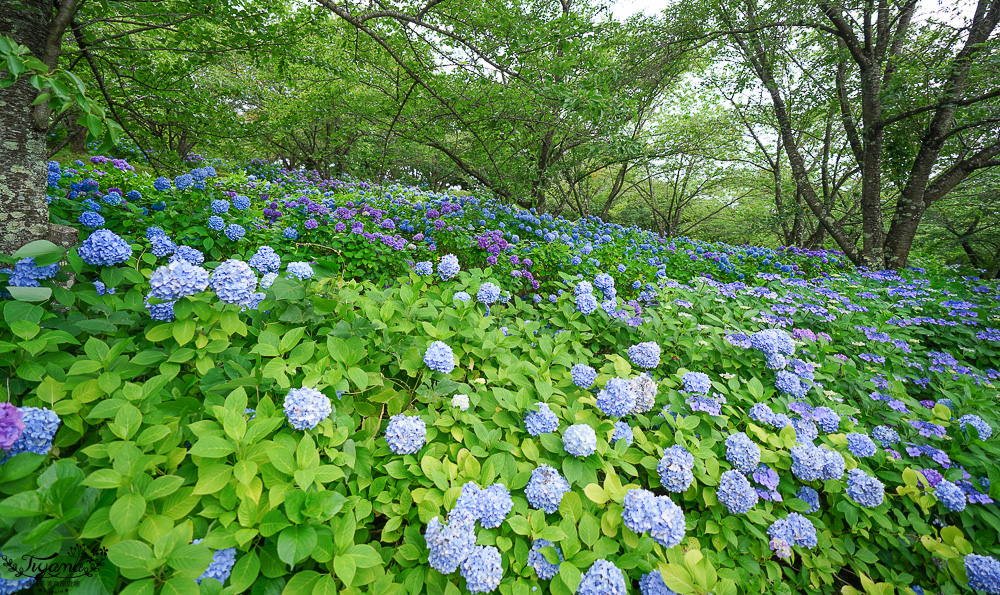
0;0;61;255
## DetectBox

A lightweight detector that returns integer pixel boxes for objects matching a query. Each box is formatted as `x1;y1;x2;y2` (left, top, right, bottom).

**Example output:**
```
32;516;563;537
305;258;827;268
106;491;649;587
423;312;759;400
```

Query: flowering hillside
0;156;999;595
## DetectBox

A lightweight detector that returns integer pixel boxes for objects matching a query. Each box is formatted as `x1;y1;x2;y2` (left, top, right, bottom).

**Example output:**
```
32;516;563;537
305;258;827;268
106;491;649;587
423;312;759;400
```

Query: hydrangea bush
0;155;999;594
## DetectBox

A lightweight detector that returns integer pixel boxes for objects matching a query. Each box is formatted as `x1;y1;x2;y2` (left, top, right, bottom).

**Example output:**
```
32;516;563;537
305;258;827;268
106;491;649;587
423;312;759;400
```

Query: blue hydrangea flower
792;418;818;444
525;402;559;435
148;260;209;301
871;425;900;445
438;254;460;280
628;342;661;369
936;480;967;512
460;545;501;594
813;407;841;432
413;261;433;275
576;292;598;315
260;272;278;290
796;486;820;513
0;257;60;287
767;513;817;550
578;559;626;595
154;176;171;191
749;403;775;425
233;195;251;210
775;370;808;399
725;432;761;474
965;554;1000;594
563;424;597;457
682;372;711;395
820;447;845;480
630;372;657;414
846;468;884;508
474;484;513;529
960;414;993;440
287;261;314;280
170;245;205;265
621;489;686;547
146;226;166;239
791;444;825;481
283;227;299;240
658;444;695;492
2;407;60;459
144;292;176;321
527;539;562;580
639;571;679;595
385;414;426;454
192;539;236;585
454;291;471;302
175;174;193;190
283;387;332;430
596;378;637;418
612;421;634;447
210;259;257;304
594;272;615;295
425;514;475;574
424;341;456;374
571;364;597;389
224;224;246;241
717;470;758;514
525;464;570;513
150;235;176;258
208;216;225;231
102;191;123;206
248;246;281;273
477;282;500;304
77;229;132;266
211;199;231;214
750;328;795;357
78;211;105;228
574;281;594;297
846;432;877;458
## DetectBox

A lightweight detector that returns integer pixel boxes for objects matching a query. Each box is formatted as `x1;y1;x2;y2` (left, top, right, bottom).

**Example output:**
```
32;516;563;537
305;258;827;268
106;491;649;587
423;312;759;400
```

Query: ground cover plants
0;156;999;594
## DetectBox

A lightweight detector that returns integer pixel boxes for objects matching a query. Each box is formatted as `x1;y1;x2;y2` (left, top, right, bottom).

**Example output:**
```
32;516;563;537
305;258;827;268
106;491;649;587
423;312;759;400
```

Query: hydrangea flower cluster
846;432;878;458
282;387;332;430
209;259;257;304
621;488;686;548
657;445;695;492
767;513;818;557
790;444;845;481
965;554;1000;594
959;414;993;439
454;482;513;530
596;377;637;418
796;486;820;513
639;571;678;595
527;539;562;579
1;407;60;460
571;363;597;388
0;403;24;450
563;424;597;457
476;282;500;304
0;258;60;287
286;261;314;280
413;261;433;275
612;421;634;446
425;514;476;574
384;414;426;455
78;229;132;266
750;328;795;369
148;260;209;301
717;470;758;514
424;341;456;373
192;539;237;585
460;545;502;593
578;559;627;595
630;372;658;414
525;464;571;513
628;341;661;369
576;291;598;315
725;432;761;474
524;402;559;435
935;480;967;512
249;245;281;273
438;254;460;280
846;468;885;507
681;372;711;395
452;393;470;411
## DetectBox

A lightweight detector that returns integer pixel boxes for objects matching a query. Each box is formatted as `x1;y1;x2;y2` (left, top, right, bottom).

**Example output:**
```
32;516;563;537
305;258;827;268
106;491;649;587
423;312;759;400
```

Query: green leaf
111;493;147;535
277;525;317;566
348;367;368;390
345;544;382;568
144;475;185;500
108;540;154;569
12;239;62;259
229;550;260;590
334;553;357;587
190;436;235;458
6;286;52;302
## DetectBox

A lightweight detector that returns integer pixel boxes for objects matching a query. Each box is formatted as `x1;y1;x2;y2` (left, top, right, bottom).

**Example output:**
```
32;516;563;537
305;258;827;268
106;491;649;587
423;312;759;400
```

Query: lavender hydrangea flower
527;539;562;580
78;229;132;266
775;370;808;399
563;424;597;457
0;403;25;450
385;414;426;454
725;432;761;474
749;403;775;425
628;342;661;369
578;559;627;595
596;377;637;418
525;464;570;513
682;372;711;395
571;364;597;389
813;407;841;432
424;341;456;374
658;445;695;492
283;387;332;430
717;470;758;514
2;407;60;459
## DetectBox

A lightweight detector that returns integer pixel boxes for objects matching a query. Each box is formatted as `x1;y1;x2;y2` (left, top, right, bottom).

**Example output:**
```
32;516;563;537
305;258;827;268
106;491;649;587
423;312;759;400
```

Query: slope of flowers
0;156;998;594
